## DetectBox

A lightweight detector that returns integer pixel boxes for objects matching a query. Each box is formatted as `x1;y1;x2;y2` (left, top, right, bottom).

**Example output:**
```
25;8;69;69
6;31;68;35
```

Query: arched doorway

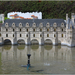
17;39;25;45
44;39;52;45
31;39;39;45
3;39;12;45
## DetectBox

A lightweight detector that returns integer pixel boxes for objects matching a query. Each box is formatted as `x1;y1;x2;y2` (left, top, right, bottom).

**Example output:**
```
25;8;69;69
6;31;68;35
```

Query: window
40;29;42;32
20;29;21;32
33;29;35;31
47;34;49;37
47;29;49;31
61;29;63;31
20;34;21;37
26;34;28;37
33;34;35;37
62;34;63;37
6;34;8;37
13;34;14;37
0;33;1;36
27;29;28;32
54;28;56;31
6;29;8;32
54;34;56;37
70;37;72;39
40;34;42;37
13;29;14;32
70;27;72;29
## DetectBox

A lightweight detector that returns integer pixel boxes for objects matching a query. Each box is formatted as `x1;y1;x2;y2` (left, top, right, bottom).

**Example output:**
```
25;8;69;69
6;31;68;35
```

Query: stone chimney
1;14;4;24
71;13;74;24
66;13;68;21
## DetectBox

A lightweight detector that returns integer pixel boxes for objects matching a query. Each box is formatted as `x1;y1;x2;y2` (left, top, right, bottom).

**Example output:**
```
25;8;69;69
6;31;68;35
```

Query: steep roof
2;19;66;27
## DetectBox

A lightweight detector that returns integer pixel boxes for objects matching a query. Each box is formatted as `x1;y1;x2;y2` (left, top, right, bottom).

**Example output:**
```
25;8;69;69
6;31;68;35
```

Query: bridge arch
30;39;39;45
3;39;12;45
17;39;25;45
44;39;53;45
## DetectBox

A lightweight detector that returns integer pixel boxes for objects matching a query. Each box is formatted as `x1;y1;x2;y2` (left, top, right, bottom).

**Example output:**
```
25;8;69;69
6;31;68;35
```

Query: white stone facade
0;13;75;47
7;12;42;19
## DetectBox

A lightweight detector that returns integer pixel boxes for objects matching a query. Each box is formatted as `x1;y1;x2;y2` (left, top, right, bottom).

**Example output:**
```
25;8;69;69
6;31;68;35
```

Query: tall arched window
6;29;8;32
13;34;14;37
20;29;21;32
47;34;49;37
20;34;21;37
26;34;28;37
33;34;35;37
33;29;35;31
13;29;14;32
62;34;63;37
6;34;8;37
27;29;28;32
54;34;56;37
40;34;42;37
47;29;49;31
62;29;63;31
54;28;56;31
40;29;42;32
0;33;1;37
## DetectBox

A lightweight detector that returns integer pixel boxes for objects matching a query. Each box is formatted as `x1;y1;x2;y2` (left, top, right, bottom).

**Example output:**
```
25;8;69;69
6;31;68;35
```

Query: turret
66;13;69;29
71;13;74;25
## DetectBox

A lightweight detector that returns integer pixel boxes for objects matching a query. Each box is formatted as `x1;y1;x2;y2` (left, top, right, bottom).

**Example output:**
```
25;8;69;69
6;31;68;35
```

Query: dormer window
32;23;36;27
12;23;15;27
26;23;29;27
61;22;64;27
19;23;22;27
46;22;50;27
39;23;43;27
53;22;57;27
5;23;8;27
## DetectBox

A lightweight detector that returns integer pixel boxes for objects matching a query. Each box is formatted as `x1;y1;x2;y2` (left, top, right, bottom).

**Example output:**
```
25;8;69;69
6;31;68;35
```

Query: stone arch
44;39;53;45
17;39;25;45
3;39;12;45
30;39;39;45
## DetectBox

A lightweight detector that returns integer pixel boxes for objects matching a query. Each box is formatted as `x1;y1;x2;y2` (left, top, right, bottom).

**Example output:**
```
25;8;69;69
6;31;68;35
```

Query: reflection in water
44;45;52;50
0;45;75;74
3;45;11;50
17;45;25;50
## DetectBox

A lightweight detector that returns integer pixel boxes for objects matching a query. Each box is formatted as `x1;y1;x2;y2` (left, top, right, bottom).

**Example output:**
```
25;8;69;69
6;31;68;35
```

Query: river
0;45;75;74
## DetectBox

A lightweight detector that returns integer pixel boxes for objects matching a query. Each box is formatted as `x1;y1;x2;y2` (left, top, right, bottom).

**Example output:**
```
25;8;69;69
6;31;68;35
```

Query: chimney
66;13;68;21
71;13;74;24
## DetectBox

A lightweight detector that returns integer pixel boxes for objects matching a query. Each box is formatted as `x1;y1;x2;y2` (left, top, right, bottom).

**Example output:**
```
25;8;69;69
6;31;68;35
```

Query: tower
1;14;4;24
71;13;74;25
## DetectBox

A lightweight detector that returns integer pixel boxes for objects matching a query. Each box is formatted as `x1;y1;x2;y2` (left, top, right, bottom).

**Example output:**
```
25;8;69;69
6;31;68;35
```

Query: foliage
0;1;74;19
4;17;9;20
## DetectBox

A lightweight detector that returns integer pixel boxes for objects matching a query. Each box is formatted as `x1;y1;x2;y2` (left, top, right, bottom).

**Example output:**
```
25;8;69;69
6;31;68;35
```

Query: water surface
0;45;75;74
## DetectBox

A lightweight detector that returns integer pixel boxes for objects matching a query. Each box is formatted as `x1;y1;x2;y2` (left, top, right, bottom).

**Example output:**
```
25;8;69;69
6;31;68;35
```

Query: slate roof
2;19;66;27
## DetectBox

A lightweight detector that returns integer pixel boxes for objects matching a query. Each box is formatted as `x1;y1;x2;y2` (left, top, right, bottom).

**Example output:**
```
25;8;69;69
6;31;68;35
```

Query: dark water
0;45;75;74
